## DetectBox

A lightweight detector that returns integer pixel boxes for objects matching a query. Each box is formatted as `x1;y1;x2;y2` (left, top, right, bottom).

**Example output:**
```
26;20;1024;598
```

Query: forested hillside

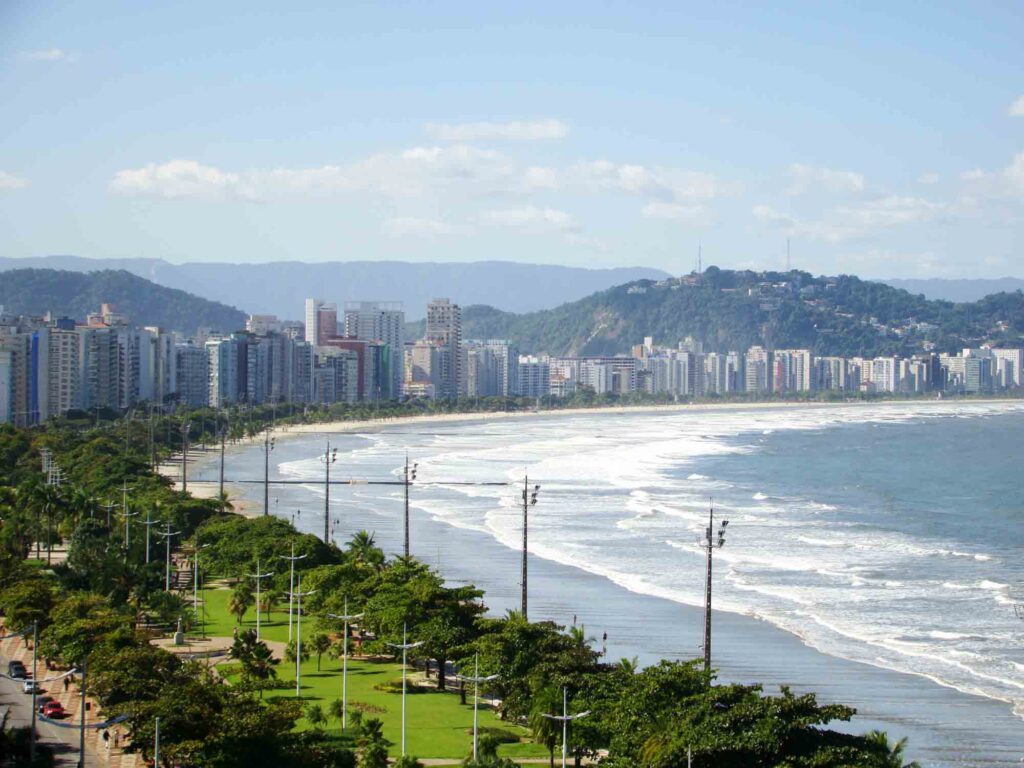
426;267;1024;357
0;268;247;335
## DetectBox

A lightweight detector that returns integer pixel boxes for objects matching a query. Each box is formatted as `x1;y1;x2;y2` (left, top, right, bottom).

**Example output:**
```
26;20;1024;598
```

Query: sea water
211;401;1024;764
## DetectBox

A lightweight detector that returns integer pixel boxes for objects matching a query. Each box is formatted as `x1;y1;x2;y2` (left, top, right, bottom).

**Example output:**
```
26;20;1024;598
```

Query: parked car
22;679;40;694
7;661;27;679
36;695;54;712
41;701;66;718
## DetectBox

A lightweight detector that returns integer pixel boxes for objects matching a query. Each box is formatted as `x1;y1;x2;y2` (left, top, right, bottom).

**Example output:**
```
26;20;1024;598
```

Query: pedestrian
63;676;69;692
102;730;110;751
113;729;120;750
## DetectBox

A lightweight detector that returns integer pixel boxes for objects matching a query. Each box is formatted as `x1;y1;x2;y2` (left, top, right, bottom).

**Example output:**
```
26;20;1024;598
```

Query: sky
1;1;1022;278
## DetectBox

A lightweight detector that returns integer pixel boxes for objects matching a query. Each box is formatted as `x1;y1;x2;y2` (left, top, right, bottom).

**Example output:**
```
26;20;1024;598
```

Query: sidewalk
0;628;142;767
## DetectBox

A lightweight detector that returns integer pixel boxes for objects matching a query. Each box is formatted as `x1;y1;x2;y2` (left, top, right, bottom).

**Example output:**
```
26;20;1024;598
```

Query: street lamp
193;542;211;639
700;501;729;674
263;430;276;517
541;687;590;768
320;442;337;543
457;653;498;762
141;505;161;564
181;422;192;493
403;455;417;559
100;500;116;529
521;476;539;619
279;543;308;642
157;522;183;591
327;598;364;732
247;557;274;642
288;578;317;696
387;623;424;757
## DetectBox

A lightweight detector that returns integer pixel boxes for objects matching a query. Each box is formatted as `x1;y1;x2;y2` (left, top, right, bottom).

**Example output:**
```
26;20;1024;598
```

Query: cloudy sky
1;1;1022;278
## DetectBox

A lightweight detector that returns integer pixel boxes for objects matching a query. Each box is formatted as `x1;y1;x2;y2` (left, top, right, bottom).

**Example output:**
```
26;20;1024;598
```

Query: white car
22;679;40;694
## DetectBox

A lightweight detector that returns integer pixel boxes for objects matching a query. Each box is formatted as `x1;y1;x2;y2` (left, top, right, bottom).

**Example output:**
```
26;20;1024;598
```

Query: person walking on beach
102;729;110;752
63;675;69;692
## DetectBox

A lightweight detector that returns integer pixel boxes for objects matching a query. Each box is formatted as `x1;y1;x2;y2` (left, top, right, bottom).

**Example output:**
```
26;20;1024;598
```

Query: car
22;679;40;694
41;701;66;719
7;661;27;679
36;695;54;712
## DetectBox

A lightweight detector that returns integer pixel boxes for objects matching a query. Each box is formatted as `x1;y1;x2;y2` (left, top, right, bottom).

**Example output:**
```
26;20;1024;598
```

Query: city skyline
1;2;1023;278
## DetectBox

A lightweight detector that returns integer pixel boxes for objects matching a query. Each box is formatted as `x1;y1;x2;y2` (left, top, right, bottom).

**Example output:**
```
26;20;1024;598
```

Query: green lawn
196;587;547;760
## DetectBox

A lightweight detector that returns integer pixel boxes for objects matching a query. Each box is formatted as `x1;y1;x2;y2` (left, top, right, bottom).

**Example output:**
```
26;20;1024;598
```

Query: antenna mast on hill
786;238;791;272
698;243;702;275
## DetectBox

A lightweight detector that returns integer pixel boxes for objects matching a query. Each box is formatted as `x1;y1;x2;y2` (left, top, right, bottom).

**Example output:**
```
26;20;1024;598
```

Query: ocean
202;401;1024;765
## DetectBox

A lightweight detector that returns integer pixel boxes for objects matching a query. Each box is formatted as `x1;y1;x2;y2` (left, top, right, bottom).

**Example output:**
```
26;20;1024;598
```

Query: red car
41;701;66;719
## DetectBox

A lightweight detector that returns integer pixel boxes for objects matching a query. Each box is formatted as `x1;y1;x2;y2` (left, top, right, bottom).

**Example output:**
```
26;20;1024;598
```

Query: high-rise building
464;339;517;397
304;299;323;346
744;346;771;393
425;299;462;398
314;348;359;404
517;355;550;398
344;302;405;399
176;342;209;407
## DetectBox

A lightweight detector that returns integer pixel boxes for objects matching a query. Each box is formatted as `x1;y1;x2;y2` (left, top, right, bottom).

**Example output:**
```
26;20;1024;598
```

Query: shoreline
168;399;1024;766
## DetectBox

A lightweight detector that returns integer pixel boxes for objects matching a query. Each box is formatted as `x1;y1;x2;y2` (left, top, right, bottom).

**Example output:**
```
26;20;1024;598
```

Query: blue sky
1;1;1022;278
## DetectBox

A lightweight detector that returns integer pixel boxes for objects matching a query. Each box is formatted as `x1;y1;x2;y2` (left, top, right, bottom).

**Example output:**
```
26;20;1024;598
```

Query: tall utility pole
279;544;307;642
458;653;498;762
154;716;160;766
320;442;337;542
327;598;364;732
247;557;274;642
30;622;38;764
180;421;191;493
387;623;424;757
193;541;210;638
263;430;275;517
142;507;160;564
702;502;729;673
521;476;539;620
77;657;86;768
219;426;227;512
403;455;417;559
158;522;183;591
541;686;590;768
289;579;316;696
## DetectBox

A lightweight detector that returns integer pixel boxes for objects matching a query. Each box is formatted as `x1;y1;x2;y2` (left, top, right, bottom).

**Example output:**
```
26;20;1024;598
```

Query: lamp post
403;455;417;559
154;716;160;766
77;657;86;768
327;598;364;732
181;421;191;493
541;686;590;768
288;579;316;696
123;506;139;552
263;430;275;517
30;621;38;764
387;623;424;757
158;522;183;591
521;476;539;620
141;505;161;564
457;653;498;762
247;557;274;642
279;543;307;642
100;500;116;529
320;442;337;543
193;542;211;638
701;501;729;674
219;425;227;513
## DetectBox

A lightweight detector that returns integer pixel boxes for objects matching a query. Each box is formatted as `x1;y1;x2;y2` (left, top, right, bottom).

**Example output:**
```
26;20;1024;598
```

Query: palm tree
617;656;639;675
347;530;384;570
529;686;562;768
310;632;331;671
865;730;921;768
229;580;255;625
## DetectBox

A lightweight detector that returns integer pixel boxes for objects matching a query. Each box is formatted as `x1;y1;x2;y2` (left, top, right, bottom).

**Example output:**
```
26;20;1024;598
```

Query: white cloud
23;48;76;62
785;163;865;195
381;217;469;238
110;159;259;201
522;166;558;190
918;173;940;185
564;233;609;251
959;151;1024;197
426;119;569;142
572;160;724;201
641;201;711;224
0;171;28;190
480;205;576;231
1008;95;1024;117
752;196;946;243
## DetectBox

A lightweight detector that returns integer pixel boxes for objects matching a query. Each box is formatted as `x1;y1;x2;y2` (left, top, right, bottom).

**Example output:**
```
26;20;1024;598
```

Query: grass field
197;587;548;760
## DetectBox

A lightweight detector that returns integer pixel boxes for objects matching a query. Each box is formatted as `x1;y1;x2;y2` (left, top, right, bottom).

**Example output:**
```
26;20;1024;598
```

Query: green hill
428;267;1024;357
0;268;247;335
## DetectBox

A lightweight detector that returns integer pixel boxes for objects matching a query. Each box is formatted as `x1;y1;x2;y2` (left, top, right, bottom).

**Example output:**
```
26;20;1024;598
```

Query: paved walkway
1;629;141;767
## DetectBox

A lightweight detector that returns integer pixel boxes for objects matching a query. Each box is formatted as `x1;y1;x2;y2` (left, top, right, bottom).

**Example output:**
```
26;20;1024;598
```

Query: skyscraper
425;298;462;398
344;302;405;399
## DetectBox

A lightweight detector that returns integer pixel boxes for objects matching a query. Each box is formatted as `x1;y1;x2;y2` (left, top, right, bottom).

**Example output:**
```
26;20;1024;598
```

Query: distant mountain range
0;269;247;336
411;267;1024;357
882;278;1024;303
0;256;670;319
